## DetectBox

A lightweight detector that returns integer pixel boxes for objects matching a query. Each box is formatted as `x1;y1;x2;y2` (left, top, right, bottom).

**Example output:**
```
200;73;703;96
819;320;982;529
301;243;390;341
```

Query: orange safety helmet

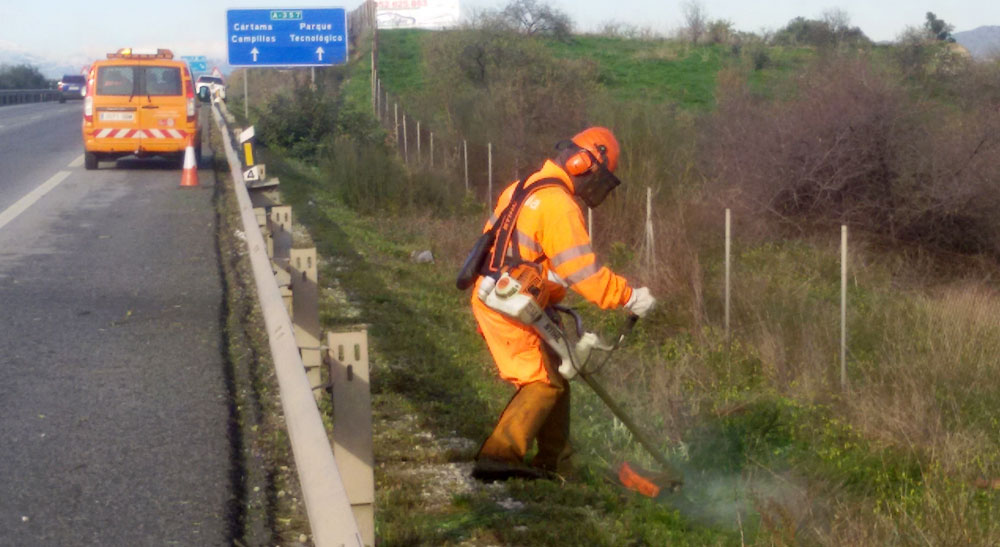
565;126;620;175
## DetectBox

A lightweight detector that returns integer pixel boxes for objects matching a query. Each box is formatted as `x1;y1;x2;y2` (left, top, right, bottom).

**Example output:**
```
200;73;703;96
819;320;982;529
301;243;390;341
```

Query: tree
498;0;572;41
822;8;851;43
0;64;50;90
707;19;734;45
681;0;707;44
924;12;955;42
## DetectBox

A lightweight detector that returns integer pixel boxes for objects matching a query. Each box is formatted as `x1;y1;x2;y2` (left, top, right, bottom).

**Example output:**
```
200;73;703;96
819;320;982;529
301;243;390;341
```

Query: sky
2;0;998;70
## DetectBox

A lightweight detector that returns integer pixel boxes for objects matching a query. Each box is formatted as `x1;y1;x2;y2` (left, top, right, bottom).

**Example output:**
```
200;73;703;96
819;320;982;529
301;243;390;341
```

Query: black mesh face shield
574;151;621;208
554;140;622;208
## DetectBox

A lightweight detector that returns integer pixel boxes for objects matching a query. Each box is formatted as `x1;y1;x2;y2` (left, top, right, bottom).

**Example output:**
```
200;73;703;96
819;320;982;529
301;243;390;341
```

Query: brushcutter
479;265;684;495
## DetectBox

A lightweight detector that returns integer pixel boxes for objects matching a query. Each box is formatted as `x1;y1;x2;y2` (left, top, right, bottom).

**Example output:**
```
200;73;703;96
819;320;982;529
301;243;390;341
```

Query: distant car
195;75;226;101
57;75;87;103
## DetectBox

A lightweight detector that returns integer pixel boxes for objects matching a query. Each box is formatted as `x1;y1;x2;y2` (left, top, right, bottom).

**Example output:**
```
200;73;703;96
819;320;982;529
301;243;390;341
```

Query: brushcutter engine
478;263;610;380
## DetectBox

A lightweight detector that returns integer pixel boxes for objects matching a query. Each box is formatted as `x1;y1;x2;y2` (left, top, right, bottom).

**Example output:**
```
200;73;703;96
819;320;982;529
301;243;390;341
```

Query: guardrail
211;100;365;547
0;89;62;106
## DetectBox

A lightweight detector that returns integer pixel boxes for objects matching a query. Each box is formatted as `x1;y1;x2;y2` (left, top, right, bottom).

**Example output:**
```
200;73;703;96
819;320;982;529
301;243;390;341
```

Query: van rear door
93;64;140;149
136;63;188;152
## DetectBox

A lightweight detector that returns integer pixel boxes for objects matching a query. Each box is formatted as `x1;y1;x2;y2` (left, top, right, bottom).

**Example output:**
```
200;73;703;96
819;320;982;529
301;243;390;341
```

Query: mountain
0;44;232;80
953;26;1000;60
0;46;88;80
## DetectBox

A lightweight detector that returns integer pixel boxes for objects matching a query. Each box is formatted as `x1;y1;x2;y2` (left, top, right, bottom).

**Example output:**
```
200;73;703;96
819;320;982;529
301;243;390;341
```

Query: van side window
97;66;136;96
143;67;182;96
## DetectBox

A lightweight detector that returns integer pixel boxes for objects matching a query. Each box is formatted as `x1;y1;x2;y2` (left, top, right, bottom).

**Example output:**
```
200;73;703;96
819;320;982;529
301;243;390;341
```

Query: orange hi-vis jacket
471;160;635;387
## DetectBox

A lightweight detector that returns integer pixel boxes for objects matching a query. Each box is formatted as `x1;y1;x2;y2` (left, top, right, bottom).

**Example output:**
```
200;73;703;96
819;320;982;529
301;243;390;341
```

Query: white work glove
625;287;656;318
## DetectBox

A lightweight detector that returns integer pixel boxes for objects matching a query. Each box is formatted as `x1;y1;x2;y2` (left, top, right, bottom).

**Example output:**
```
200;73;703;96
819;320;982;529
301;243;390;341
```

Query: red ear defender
564;149;594;175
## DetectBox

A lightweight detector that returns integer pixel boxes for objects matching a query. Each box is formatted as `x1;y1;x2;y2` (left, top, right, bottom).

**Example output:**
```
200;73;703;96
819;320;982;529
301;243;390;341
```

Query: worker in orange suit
469;127;657;481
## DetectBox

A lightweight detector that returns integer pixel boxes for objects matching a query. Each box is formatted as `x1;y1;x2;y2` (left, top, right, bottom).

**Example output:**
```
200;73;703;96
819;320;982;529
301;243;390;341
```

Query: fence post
463;139;469;192
643;187;655;270
416;121;421;162
393;102;398;142
487;142;493;205
725;208;731;345
402;115;408;164
430;132;434;168
841;225;848;391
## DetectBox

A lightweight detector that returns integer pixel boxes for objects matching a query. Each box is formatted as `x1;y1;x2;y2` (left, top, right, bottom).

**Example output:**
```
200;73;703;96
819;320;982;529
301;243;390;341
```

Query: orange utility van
82;48;202;170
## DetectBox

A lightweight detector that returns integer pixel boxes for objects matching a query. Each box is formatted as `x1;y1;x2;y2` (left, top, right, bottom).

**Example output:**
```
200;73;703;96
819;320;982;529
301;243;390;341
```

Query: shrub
706;54;1000;257
317;133;464;215
255;86;339;158
772;16;870;49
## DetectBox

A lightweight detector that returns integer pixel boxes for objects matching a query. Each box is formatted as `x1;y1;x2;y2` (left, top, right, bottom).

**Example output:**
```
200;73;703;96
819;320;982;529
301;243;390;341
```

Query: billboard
376;0;459;29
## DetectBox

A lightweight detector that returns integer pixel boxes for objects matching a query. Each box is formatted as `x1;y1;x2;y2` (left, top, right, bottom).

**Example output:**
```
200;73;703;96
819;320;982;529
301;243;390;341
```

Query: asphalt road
0;101;232;545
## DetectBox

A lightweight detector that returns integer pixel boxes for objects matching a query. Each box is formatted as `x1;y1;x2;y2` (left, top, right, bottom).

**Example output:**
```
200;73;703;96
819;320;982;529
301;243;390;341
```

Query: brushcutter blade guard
616;462;683;497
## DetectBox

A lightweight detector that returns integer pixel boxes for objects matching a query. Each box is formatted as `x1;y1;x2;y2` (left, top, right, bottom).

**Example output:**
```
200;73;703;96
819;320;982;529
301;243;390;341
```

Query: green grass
377;29;818;111
547;37;727;108
376;29;427;96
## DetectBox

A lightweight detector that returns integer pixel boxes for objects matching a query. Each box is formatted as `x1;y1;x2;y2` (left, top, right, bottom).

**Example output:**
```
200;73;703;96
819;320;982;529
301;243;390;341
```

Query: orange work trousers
472;290;571;470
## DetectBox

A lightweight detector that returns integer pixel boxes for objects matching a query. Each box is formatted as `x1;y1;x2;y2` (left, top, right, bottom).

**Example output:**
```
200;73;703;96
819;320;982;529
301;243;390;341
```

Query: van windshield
96;66;182;97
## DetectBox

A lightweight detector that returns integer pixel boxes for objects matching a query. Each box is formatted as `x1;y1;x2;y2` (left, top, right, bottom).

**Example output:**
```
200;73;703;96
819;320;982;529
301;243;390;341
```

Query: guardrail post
269;205;292;260
254;207;274;258
328;330;375;547
291;248;323;398
273;263;293;315
268;206;294;313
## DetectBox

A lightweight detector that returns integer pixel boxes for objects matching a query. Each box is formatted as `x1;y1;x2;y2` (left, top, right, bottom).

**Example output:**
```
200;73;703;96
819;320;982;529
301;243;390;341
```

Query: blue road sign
181;56;208;73
227;8;348;67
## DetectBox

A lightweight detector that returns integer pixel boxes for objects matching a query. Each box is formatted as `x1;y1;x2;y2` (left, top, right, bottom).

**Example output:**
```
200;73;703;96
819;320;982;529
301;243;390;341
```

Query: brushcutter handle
625;313;639;329
551;304;584;337
612;313;639;350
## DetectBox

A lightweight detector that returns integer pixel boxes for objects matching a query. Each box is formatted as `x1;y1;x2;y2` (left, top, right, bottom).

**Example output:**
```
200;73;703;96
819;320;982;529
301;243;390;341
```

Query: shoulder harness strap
482;177;569;277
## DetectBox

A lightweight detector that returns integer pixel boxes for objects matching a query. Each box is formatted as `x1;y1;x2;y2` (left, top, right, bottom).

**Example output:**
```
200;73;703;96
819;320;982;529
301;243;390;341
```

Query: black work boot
471;457;553;482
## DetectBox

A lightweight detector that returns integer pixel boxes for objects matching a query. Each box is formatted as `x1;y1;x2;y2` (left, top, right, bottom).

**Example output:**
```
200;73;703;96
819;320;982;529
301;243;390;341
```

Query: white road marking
68;155;84;168
0;171;71;231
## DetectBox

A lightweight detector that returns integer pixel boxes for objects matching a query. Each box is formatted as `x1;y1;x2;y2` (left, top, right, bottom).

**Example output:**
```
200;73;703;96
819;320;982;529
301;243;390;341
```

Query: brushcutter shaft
578;372;683;485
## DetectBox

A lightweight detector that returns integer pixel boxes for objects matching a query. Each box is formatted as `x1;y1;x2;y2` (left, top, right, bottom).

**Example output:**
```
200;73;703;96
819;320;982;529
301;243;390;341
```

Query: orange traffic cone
180;136;199;188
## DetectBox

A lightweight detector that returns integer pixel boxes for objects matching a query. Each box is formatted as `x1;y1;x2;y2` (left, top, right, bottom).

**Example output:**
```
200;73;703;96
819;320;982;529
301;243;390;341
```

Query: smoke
663;465;811;534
